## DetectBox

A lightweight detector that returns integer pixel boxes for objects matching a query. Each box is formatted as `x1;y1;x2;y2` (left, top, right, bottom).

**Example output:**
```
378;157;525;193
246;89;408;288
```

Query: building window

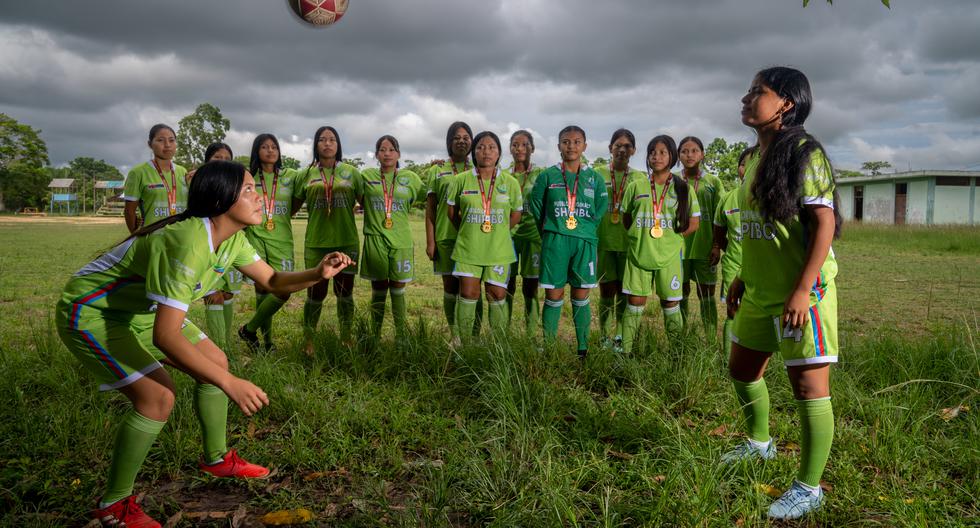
936;176;971;186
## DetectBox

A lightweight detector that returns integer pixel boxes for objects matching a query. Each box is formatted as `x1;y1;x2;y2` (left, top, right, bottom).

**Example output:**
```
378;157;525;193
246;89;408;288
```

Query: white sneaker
767;481;824;520
720;438;776;464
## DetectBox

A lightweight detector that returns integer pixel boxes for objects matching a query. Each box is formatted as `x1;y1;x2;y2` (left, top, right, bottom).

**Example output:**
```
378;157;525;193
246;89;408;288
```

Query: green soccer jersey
714;186;742;267
683;171;724;260
528;164;609;242
295;163;363;248
246;168;301;245
739;149;839;310
61;217;260;314
425;160;471;242
123;160;189;225
446;169;523;266
360;167;424;249
594;164;645;252
621;175;700;270
509;164;544;243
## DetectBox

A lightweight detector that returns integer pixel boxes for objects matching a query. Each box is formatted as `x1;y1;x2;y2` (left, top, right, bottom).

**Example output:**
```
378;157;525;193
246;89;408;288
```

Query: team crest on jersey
398;176;410;186
497;184;508;193
340;170;352;180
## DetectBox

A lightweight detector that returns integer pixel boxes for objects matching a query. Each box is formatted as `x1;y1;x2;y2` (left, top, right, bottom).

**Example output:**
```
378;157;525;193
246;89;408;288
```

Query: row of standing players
125;123;739;358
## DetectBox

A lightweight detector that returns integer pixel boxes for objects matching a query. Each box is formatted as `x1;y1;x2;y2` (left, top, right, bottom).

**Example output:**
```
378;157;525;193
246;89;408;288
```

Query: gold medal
265;218;275;231
384;217;393;229
651;224;663;238
610;211;620;224
481;220;493;233
566;216;578;230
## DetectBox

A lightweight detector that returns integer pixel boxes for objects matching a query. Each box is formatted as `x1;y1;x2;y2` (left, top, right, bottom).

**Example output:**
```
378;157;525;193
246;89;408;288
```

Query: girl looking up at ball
528;126;608;358
58;161;352;528
293;126;363;355
123;124;188;233
238;133;302;353
723;66;841;521
359;135;425;341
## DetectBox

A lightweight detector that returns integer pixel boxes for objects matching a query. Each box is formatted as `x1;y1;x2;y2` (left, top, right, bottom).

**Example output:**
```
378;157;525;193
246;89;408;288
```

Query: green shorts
731;280;838;366
621;255;683;301
512;238;541;279
247;233;295;272
539;232;597;289
683;258;717;286
433;239;456;276
360;235;414;283
305;244;359;275
453;261;511;288
56;300;206;391
597;249;627;284
719;256;741;303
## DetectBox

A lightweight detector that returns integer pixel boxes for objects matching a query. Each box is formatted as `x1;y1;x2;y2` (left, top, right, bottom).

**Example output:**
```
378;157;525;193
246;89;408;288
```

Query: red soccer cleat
198;449;270;479
92;495;161;528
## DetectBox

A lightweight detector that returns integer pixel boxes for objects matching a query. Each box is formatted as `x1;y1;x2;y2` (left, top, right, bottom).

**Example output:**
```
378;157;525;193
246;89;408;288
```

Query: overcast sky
2;0;978;173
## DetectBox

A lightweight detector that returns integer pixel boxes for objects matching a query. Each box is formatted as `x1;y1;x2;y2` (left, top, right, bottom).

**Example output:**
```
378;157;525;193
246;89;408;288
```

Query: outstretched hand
318;252;355;280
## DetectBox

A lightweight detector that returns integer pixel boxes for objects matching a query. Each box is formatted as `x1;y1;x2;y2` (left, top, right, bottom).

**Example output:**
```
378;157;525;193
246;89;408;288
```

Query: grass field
0;216;978;527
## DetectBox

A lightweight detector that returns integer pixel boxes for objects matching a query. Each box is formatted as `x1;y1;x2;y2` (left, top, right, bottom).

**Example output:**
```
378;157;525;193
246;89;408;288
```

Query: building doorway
894;183;907;225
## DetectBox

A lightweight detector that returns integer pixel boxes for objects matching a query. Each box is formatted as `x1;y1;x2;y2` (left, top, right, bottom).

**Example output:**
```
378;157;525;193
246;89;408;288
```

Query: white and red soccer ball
293;0;348;27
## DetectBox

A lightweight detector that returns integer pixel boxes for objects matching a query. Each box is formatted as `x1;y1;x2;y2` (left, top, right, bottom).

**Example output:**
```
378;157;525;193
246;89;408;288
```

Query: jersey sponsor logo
366;180;382;185
725;208;740;215
170;257;196;278
548;183;566;189
461;190;479;195
584;188;594;198
496;195;509;203
741;221;777;240
147;183;165;189
635;193;651;200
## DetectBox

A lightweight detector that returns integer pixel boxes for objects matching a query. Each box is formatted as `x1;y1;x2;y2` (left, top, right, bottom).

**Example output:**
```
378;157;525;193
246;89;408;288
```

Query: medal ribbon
610;163;628;214
518;163;533;190
318;164;336;211
452;160;470;176
381;168;397;221
561;162;581;220
651;174;671;226
477;168;498;223
150;159;178;214
260;169;279;222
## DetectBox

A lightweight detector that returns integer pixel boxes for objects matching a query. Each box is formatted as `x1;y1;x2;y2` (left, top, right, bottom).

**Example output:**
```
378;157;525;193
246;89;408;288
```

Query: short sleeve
292;167;309;202
123;167;142;202
801;150;835;208
510;176;524;212
445;175;460;207
425;167;437;195
713;192;728;227
621;180;635;214
689;189;701;218
144;232;201;312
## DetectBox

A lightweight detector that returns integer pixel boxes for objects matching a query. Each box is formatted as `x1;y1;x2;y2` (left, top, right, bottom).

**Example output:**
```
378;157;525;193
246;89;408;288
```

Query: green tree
861;161;892;176
68;157;123;212
343;157;365;168
233;155;252;168
0;113;49;211
703;137;749;189
176;103;230;167
836;169;863;179
3;164;50;211
591;156;609;169
281;156;301;170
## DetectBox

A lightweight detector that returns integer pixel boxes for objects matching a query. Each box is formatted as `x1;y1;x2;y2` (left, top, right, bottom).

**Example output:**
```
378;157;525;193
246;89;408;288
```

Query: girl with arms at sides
506;130;544;332
618;135;699;354
238;134;302;352
187;143;240;350
528;126;608;358
425;122;480;336
723;67;841;520
446;131;524;343
58;161;352;528
710;145;756;357
678;136;725;339
123;124;187;233
594;129;645;352
293;126;363;355
359;135;425;341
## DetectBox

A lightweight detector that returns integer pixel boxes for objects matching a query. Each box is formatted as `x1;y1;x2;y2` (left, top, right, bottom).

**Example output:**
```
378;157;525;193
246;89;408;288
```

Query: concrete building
835;171;980;225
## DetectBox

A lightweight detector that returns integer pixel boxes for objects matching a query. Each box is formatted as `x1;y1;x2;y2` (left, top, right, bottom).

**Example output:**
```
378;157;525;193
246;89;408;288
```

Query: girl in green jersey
59;161;352;528
239;134;301;352
678;136;725;339
619;135;699;353
506;130;544;332
359;135;425;340
123;124;188;233
447;131;523;342
723;67;842;520
294;126;362;355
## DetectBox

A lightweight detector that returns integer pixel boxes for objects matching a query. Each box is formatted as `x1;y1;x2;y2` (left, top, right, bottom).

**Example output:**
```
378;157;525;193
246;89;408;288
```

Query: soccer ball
292;0;348;27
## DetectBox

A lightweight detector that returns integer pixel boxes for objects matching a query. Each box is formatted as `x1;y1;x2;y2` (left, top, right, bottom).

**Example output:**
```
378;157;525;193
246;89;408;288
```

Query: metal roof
836;170;980;185
48;178;76;188
94;180;125;189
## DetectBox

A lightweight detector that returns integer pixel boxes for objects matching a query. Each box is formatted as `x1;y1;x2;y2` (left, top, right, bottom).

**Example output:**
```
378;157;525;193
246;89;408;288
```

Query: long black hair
119;161;246;243
375;135;401;168
609;128;636;149
204;142;233;163
446;121;473;157
470;131;502;168
751;66;841;238
646;135;691;233
309;126;343;167
249;133;282;175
